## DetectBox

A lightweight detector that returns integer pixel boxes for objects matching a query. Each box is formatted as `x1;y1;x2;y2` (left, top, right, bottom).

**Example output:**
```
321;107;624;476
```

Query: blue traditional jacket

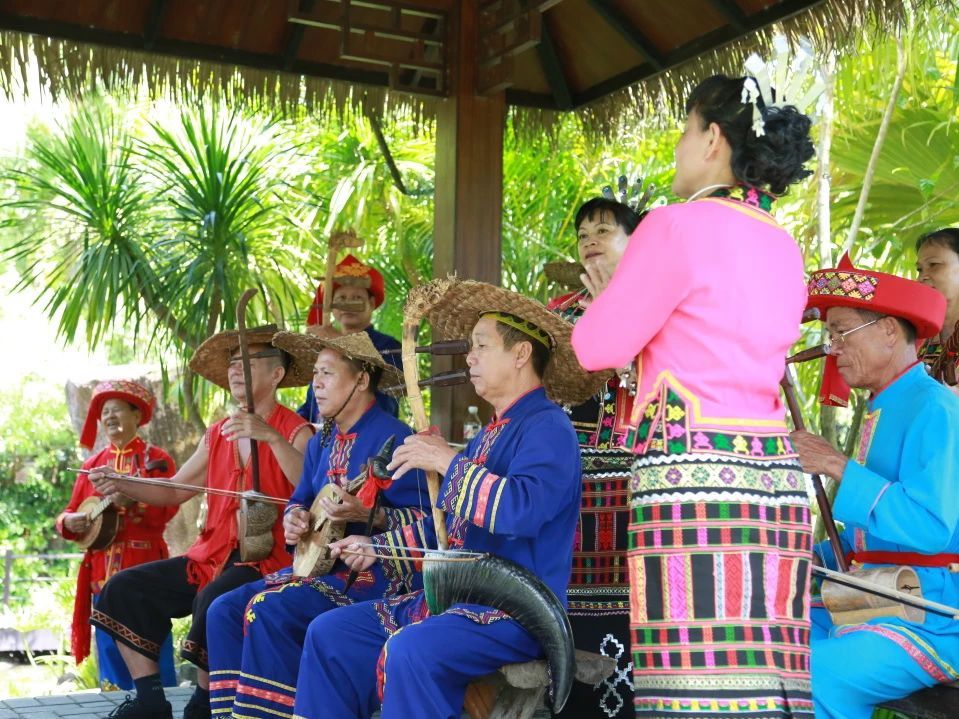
284;402;427;597
376;387;582;616
820;362;959;680
297;325;403;421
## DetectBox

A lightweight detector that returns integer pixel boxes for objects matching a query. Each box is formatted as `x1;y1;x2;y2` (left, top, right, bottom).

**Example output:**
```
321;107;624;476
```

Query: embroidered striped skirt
628;450;814;718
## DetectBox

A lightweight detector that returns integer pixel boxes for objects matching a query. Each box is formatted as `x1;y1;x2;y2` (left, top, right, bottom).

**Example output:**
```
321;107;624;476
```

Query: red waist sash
848;550;959;569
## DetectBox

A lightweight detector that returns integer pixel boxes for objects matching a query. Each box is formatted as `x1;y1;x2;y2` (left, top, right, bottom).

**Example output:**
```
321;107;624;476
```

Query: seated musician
299;254;402;420
57;379;178;690
87;327;314;719
790;255;959;718
292;282;601;719
205;331;429;719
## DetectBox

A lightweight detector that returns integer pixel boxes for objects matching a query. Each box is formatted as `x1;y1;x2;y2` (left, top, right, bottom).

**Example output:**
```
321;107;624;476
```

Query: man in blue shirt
791;254;959;718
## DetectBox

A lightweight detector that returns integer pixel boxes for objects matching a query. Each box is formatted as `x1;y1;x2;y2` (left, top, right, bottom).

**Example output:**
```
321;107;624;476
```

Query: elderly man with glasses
790;253;959;718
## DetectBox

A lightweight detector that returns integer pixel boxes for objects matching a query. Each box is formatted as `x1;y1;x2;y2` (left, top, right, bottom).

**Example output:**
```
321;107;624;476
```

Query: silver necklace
685;183;732;202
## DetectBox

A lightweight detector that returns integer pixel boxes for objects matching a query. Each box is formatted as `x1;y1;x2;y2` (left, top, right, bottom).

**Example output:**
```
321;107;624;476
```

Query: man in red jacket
57;379;178;690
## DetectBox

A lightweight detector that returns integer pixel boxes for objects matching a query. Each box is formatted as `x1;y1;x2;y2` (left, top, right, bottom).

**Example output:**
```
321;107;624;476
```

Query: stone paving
0;688;192;719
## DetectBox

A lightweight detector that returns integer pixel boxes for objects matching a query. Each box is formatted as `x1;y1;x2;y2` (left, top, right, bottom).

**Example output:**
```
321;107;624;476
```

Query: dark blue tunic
206;403;428;719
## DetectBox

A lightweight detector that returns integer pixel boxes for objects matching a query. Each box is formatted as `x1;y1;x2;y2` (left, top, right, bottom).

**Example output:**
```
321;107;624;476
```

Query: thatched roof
0;0;947;134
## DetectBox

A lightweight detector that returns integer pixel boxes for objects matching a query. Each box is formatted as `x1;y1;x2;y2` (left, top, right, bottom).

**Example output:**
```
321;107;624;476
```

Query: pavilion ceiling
0;0;943;132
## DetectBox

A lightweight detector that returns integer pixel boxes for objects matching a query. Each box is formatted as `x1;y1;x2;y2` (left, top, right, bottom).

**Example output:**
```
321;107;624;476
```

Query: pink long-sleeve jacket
571;196;807;453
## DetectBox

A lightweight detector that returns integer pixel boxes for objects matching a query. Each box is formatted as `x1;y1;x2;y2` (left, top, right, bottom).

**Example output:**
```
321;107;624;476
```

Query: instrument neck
89;495;114;521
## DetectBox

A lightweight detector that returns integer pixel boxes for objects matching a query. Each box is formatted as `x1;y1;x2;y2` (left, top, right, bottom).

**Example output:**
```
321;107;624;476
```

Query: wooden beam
291;0;449;95
509;0;822;110
432;0;505;439
535;15;572;110
142;0;167;50
0;12;391;87
282;0;316;71
586;0;664;71
707;0;748;33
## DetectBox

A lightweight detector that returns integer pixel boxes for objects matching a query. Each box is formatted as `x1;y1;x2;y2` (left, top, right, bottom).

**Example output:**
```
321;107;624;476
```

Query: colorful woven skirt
627;447;814;718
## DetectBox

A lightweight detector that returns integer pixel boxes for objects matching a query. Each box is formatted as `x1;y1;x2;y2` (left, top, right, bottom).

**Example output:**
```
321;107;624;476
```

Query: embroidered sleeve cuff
284;503;307;516
834;461;890;528
381;507;426;532
375;519;430;579
439;456;507;532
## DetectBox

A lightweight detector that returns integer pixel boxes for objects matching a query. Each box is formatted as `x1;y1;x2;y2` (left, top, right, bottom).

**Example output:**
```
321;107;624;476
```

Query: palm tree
2;100;186;348
2;101;315;424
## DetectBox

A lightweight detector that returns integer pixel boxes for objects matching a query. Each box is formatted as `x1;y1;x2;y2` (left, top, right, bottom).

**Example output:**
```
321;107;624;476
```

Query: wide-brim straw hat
271;331;404;389
406;278;610;405
188;325;312;390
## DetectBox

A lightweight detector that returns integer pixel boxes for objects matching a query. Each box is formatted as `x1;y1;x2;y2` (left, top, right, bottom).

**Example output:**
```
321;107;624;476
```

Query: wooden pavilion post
432;0;506;439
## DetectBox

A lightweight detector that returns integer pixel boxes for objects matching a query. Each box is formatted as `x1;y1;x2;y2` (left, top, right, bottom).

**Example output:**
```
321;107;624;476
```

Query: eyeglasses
823;318;883;355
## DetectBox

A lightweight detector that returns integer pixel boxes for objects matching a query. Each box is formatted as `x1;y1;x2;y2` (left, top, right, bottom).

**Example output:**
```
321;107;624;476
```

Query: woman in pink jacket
572;75;815;718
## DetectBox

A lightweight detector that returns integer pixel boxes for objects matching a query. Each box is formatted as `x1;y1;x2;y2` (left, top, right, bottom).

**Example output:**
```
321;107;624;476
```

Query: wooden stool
463;649;617;719
878;682;959;719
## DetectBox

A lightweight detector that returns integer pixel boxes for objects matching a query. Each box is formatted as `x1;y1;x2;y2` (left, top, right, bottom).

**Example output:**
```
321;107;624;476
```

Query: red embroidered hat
307;254;385;325
806;252;945;405
80;379;155;449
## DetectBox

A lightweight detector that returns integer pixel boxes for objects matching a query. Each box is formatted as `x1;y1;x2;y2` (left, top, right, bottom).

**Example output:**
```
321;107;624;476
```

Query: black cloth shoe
106;695;173;719
182;693;211;719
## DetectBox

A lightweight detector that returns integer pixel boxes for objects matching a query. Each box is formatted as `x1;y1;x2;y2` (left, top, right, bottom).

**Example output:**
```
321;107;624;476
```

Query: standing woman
916;228;959;383
572;75;816;718
549;196;643;719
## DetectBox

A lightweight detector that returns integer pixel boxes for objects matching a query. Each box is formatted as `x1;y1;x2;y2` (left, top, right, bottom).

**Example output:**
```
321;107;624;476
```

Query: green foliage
0;378;79;562
2;101;157;348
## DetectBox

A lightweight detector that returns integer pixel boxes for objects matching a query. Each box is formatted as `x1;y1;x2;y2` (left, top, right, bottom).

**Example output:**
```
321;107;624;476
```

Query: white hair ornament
741;35;825;137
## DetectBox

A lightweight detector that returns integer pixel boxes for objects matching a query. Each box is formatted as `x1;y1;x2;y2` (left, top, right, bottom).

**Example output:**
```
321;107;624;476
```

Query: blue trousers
207;577;350;719
811;607;945;718
97;628;176;690
292;599;540;719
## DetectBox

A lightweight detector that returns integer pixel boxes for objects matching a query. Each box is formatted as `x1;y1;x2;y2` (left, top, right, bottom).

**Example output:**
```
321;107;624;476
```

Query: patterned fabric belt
848;550;959;570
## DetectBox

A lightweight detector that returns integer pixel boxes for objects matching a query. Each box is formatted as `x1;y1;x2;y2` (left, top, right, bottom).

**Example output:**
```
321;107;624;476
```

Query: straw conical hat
406;278;609;405
188;325;312;390
271;331;404;389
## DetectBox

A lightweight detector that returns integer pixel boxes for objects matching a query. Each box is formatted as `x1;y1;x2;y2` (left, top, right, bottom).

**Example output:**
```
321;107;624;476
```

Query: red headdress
806;253;945;406
80;379;155;449
307;254;385;326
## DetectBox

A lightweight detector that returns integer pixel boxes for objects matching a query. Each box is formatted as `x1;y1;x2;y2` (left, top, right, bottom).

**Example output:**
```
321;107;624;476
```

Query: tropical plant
2;101;163;348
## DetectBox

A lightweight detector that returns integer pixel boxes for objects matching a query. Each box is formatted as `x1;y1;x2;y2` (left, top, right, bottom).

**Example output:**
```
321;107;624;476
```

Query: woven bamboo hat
544;260;585;290
188;324;312;390
271;331;403;389
406;278;609;405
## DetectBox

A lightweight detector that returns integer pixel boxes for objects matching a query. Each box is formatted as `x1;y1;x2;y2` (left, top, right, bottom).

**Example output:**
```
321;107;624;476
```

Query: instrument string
337;545;484;563
70;468;288;506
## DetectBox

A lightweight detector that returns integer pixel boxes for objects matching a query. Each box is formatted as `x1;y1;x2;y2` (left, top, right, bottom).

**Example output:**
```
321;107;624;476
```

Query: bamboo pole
402;321;450;550
842;34;907;254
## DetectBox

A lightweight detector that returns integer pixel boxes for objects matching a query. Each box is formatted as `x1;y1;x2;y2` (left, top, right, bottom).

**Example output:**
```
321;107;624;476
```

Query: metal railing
2;549;82;605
